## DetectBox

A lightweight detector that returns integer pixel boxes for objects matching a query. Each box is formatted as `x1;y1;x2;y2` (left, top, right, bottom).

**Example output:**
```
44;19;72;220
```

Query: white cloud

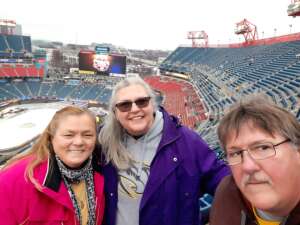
0;0;298;50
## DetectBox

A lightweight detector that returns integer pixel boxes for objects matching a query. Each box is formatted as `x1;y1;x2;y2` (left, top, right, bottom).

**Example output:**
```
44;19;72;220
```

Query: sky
0;0;299;50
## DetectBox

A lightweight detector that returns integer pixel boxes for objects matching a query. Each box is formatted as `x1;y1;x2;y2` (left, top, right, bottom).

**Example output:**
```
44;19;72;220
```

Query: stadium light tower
287;0;300;17
234;19;258;43
187;31;208;47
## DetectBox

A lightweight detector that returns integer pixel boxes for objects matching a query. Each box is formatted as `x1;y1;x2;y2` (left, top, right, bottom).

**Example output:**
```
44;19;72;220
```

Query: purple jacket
100;108;230;225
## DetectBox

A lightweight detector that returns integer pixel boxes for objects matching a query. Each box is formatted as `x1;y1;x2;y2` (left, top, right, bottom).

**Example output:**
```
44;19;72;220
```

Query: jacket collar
156;106;181;153
32;154;102;212
140;107;182;210
43;154;61;191
40;153;102;192
288;201;300;224
225;176;300;225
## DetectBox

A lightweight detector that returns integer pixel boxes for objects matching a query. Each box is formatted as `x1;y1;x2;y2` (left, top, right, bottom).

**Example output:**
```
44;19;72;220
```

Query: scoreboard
79;48;126;76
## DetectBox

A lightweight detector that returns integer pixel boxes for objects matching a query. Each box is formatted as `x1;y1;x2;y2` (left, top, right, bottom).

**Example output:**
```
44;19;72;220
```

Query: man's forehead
225;123;277;147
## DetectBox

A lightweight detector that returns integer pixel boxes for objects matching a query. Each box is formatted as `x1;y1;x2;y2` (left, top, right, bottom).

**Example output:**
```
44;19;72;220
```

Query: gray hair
218;96;300;152
98;76;158;169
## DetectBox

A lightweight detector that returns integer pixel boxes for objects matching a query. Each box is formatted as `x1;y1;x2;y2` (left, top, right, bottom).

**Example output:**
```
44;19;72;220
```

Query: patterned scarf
55;155;96;225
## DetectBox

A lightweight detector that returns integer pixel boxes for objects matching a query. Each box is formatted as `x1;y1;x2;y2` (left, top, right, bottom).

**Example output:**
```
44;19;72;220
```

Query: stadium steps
24;82;33;97
0;83;22;99
27;81;41;97
3;36;10;52
0;35;8;52
79;85;94;100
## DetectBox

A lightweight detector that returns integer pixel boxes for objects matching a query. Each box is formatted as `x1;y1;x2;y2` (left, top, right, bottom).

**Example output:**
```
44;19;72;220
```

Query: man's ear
296;146;300;155
295;148;300;166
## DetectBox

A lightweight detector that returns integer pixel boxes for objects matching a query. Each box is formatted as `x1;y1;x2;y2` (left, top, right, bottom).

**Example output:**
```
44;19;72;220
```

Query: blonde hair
98;76;157;169
2;106;96;189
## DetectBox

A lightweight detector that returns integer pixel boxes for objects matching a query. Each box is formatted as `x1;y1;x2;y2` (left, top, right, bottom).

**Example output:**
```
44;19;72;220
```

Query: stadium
1;1;300;223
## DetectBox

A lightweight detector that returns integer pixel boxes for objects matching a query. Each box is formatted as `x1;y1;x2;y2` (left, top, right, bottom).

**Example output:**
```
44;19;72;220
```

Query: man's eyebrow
227;140;270;150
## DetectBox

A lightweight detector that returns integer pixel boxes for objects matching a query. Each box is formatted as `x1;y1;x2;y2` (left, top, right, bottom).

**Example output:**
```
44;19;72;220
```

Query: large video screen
79;51;126;76
109;54;126;75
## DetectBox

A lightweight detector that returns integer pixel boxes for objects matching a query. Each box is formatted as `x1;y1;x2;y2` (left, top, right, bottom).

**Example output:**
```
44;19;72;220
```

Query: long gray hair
98;76;158;169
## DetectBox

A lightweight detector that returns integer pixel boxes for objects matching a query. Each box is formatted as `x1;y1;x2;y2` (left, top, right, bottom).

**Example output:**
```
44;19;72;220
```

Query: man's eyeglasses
115;96;151;112
225;139;290;165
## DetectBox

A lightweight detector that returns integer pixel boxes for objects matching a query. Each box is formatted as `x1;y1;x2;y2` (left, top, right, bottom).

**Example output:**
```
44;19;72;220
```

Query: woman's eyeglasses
115;96;151;112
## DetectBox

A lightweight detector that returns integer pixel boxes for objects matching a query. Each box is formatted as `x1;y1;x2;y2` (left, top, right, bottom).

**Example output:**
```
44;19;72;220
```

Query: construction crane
187;31;208;47
235;19;258;43
287;0;300;17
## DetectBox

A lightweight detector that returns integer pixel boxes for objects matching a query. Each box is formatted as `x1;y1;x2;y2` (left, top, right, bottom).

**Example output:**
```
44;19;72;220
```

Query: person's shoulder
179;125;208;145
179;124;199;135
217;175;232;188
161;108;208;145
210;176;244;224
215;175;239;198
0;156;32;184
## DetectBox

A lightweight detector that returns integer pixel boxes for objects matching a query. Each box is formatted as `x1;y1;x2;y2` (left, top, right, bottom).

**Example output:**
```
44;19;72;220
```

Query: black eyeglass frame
225;139;291;166
114;96;151;112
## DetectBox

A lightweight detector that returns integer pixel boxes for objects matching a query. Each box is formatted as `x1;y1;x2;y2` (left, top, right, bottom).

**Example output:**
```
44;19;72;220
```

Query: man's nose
241;151;260;173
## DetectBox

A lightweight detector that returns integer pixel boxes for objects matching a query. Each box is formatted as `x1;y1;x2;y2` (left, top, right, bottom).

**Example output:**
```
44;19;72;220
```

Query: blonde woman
0;106;105;225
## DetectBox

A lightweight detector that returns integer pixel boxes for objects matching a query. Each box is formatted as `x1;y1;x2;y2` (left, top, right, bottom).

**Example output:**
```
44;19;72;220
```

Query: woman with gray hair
99;76;229;225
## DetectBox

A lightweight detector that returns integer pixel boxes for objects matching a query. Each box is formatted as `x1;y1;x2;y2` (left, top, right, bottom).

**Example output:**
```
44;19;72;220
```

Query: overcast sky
0;0;299;50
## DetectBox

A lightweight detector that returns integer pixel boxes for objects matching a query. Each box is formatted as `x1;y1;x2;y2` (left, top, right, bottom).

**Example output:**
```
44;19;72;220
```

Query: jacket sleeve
0;162;32;225
185;127;230;195
0;173;19;225
201;147;230;195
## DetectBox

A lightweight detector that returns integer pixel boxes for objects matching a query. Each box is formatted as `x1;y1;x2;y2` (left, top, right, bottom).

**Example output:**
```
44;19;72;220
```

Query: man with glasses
210;96;300;225
98;76;230;225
